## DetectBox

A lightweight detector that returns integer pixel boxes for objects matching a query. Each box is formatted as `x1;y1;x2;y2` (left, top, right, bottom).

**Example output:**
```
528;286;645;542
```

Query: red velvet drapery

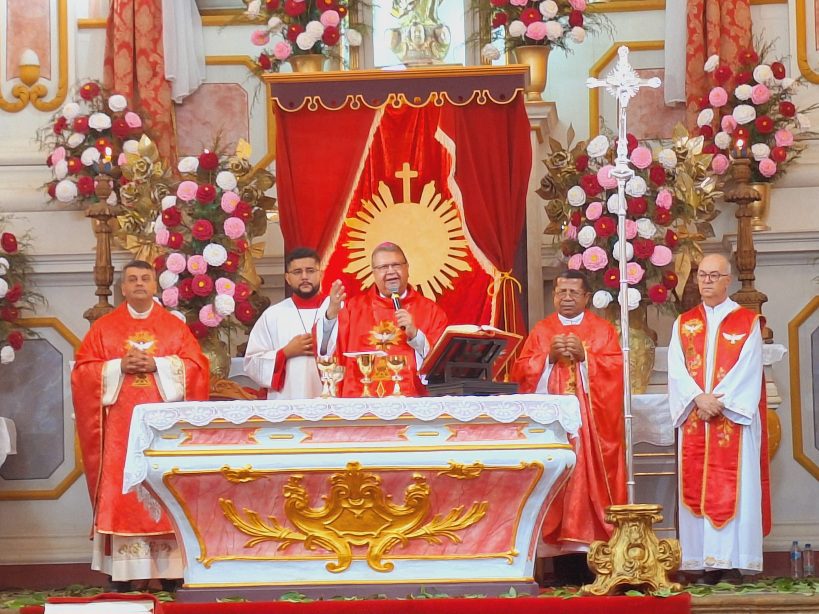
103;0;176;162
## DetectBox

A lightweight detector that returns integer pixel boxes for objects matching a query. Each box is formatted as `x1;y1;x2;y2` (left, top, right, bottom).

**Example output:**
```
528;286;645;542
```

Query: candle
730;137;749;160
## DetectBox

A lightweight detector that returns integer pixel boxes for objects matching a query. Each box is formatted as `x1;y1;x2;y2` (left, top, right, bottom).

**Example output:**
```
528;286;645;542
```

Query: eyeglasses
286;268;319;277
372;262;407;273
555;289;587;298
696;271;729;283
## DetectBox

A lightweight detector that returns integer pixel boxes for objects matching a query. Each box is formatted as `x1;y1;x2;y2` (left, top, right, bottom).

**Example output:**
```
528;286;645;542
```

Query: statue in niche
388;0;451;66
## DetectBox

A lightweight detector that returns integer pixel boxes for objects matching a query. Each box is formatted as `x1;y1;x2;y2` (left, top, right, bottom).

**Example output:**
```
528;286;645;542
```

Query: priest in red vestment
511;270;627;583
320;242;448;397
72;260;209;589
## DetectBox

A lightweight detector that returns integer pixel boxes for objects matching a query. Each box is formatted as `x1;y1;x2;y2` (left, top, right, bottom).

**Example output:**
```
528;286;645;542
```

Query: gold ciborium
387;355;406;397
356;353;376;398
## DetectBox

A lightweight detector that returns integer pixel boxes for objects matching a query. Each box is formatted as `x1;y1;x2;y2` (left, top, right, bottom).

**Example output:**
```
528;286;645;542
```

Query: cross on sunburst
343;163;471;298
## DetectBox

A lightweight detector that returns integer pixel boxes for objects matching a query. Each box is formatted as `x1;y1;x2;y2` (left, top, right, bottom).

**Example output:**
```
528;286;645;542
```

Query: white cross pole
586;46;661;505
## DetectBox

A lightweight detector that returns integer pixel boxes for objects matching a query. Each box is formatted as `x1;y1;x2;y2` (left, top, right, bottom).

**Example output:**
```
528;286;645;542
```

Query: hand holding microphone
387;282;417;339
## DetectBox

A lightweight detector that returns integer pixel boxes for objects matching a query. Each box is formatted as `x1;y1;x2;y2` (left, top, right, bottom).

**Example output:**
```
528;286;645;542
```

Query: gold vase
289;53;325;73
513;45;551;102
748;182;772;232
608;304;657;394
200;333;230;383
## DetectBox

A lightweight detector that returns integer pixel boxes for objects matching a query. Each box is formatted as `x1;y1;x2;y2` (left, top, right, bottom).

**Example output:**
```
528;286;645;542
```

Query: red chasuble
335;287;448;397
678;304;771;533
72;303;210;535
511;311;627;547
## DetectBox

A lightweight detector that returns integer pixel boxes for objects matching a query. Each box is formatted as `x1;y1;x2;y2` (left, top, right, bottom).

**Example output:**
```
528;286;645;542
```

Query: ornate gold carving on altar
218;461;488;573
582;504;681;596
221;465;265;484
437;462;484;480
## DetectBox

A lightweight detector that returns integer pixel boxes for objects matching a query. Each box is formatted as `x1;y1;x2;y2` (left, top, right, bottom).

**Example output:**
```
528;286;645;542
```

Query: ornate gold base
581;503;682;596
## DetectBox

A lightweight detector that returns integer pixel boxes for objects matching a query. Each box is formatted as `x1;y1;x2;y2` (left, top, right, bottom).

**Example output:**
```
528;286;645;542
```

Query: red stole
679;304;770;533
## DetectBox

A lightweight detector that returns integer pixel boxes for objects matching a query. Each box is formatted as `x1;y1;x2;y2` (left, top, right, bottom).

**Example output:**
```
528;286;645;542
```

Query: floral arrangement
696;45;816;183
540;125;721;312
120;141;276;344
40;81;146;207
475;0;600;59
0;220;42;365
244;0;362;72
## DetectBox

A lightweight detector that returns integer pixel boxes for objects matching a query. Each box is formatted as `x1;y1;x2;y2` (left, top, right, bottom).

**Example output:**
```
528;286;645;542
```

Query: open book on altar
420;324;522;384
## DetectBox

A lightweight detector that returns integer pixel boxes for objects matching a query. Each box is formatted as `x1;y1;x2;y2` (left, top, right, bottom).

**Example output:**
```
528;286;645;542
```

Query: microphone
386;282;405;330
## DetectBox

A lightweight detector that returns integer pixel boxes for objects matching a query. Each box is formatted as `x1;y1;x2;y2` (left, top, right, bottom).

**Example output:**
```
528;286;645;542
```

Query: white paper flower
80;147;101;166
216;171;238;191
177;156;199;173
714;131;732;150
607;193;621;214
592;290;613;309
161;195;177;210
305;20;324;38
123;139;139;154
0;278;8;299
55;179;78;203
267;16;283;32
214;294;236;317
577;225;597;248
625;176;647;197
1;346;15;364
704;54;720;72
67;132;85;148
618;287;642;311
733;104;756;125
658;148;677;170
696;108;714;127
89;112;112;131
567;185;586;207
545;20;564;41
296;32;318;51
108;94;127;112
636;218;656;239
62;102;81;120
508;20;527;37
734;84;752;101
158;270;179;290
202;243;228;267
751;143;771;161
246;0;262;15
539;0;558;17
570;26;585;43
753;64;774;84
780;77;795;91
0;258;9;275
481;44;500;62
346;29;362;46
612;240;634;261
586;135;610;158
54;159;68;180
154;216;166;233
797;113;812;131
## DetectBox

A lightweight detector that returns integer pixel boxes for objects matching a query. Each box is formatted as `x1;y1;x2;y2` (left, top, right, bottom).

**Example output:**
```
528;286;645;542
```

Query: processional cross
580;47;681;597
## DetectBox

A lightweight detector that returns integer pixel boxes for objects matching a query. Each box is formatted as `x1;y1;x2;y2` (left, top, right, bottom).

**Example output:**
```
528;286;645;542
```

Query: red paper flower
570;211;582;227
153;254;167;272
222;252;240;273
702;143;718;155
771;146;787;163
491;12;508;27
284;0;307;16
287;23;305;42
317;0;338;10
594;216;616;238
519;7;540;24
697;95;709;111
627;196;647;216
235;282;252;302
73;116;89;134
266;0;281;9
714;65;732;84
168;232;184;249
77;175;95;196
654;208;672;225
1;306;19;322
53;116;68;135
47;182;57;198
738;48;759;65
665;228;678;248
198;151;219;171
699;125;714;139
662;270;678;290
1;232;18;254
603;268;620;289
112;118;130;139
735;70;752;85
5;284;22;303
617;133;638;155
7;330;24;351
648;283;668;304
191;219;215;241
189;321;210;339
649;165;666;186
258;53;272;71
79;82;100;101
67;157;83;174
162;207;182;227
771;62;786;80
580;174;602;197
755;115;774;134
322;26;340;45
178;277;195;301
235;238;249;253
779;101;796;117
568;10;583;27
235;301;256;325
633;238;655;259
735;126;750;140
191;274;214;297
196;183;216;204
575;154;590;172
234;201;253;221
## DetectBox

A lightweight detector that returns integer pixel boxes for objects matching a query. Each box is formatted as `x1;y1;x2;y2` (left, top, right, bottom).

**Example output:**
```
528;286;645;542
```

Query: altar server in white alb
244;247;336;399
668;253;771;584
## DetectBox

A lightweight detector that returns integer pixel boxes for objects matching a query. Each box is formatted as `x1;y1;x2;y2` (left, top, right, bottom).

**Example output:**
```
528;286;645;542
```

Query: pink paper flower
750;84;771;105
251;29;271;46
199;304;223;328
596;165;618;189
655;188;673;209
124;112;142;129
568;0;586;9
709;86;728;107
711;154;729;175
625;219;637;240
273;41;293;61
630;146;653;169
51;146;66;164
720;114;737;134
215;277;236;296
582;246;608;271
775;129;794;147
510;0;527;6
649;245;673;267
187;254;208;275
526;22;548;41
626;262;645;284
568;253;583;270
224;217;246;240
563;224;578;240
166;253;187;274
177;180;198;202
155;228;170;246
221;191;240;213
585;201;603;221
320;9;340;26
758;158;777;178
162;287;179;308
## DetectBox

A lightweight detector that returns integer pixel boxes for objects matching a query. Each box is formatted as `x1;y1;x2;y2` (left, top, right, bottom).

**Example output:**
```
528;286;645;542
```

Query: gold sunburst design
219;461;488;573
343;163;472;298
124;331;158;355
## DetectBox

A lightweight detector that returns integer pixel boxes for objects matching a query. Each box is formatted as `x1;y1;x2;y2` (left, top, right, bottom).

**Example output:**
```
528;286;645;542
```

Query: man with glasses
321;242;447;397
668;253;769;584
511;269;626;585
244;247;333;399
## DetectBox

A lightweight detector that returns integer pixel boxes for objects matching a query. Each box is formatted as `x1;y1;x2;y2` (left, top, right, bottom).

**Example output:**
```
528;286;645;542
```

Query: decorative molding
764;520;819;551
588;40;664;137
721;230;819;266
795;0;819;84
788;296;819;482
0;534;92;564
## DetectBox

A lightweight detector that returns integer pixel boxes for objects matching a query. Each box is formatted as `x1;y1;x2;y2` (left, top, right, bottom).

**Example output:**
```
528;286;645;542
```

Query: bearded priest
511;269;627;584
72;260;210;591
319;242;448;397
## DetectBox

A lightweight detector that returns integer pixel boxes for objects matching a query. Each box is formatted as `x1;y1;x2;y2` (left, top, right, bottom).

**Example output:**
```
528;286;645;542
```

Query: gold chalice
356;353;376;398
317;357;336;399
329;364;345;398
387;355;406;397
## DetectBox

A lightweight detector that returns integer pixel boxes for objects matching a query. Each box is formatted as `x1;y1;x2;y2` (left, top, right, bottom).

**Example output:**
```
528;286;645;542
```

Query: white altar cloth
0;417;17;468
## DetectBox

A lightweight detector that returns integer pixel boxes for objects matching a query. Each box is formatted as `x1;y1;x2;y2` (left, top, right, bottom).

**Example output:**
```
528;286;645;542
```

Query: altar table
124;394;579;596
